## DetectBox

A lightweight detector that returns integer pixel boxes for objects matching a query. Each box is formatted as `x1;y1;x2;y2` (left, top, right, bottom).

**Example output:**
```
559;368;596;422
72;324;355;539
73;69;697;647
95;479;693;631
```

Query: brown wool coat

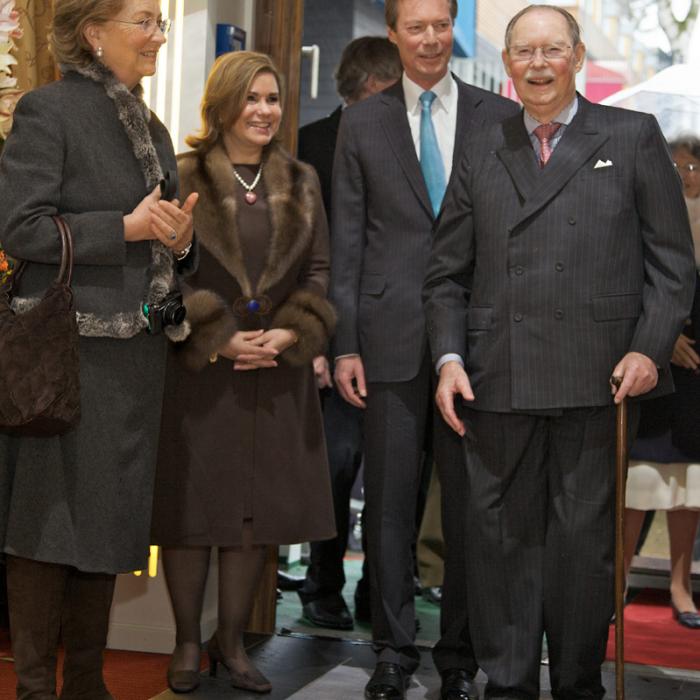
151;142;337;546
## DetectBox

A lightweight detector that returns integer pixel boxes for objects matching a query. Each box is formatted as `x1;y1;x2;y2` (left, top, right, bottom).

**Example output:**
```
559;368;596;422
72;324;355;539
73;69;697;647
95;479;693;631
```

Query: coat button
507;226;513;234
568;217;576;225
513;313;523;322
515;266;524;275
554;309;564;320
555;262;564;271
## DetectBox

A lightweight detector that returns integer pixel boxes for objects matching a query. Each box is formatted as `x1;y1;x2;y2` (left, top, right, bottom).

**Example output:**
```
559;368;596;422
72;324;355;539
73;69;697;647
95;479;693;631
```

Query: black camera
142;291;186;334
159;170;178;202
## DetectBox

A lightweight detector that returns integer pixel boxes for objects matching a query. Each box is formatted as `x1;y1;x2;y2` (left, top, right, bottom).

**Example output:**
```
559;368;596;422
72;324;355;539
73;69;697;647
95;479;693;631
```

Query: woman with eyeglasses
623;135;700;629
0;1;197;696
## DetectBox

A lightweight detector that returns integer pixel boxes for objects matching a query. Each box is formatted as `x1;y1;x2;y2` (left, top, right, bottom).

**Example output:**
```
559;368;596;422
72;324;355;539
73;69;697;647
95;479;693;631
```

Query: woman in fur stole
0;1;197;698
151;51;336;694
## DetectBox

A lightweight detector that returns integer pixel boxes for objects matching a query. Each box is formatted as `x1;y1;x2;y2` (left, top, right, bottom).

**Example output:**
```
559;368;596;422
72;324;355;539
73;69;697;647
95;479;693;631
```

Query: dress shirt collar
523;95;579;135
402;70;456;115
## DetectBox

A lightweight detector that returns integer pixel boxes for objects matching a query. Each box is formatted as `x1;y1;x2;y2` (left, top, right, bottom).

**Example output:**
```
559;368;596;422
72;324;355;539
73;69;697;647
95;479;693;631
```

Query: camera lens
162;298;186;326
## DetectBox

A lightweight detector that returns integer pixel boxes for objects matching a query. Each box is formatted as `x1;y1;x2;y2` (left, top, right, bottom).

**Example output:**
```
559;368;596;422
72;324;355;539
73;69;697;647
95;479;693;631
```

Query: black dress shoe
302;595;353;630
672;603;700;629
440;668;478;700
365;662;409;699
277;570;306;591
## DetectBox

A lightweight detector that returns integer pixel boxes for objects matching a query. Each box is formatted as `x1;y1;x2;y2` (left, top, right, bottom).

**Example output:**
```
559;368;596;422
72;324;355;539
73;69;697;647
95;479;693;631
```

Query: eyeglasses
674;162;699;173
509;44;572;62
109;17;172;36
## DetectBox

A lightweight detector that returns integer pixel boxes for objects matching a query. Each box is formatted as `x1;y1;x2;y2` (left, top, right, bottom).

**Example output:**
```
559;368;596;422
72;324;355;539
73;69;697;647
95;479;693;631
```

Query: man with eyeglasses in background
424;5;696;699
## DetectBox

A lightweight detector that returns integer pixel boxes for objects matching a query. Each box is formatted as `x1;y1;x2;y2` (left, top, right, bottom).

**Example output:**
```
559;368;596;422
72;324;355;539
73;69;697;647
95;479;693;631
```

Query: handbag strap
51;215;74;287
4;215;74;295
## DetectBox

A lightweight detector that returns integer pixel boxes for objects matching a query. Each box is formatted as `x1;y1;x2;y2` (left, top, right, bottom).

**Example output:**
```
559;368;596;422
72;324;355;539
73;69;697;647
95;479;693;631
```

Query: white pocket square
594;159;613;169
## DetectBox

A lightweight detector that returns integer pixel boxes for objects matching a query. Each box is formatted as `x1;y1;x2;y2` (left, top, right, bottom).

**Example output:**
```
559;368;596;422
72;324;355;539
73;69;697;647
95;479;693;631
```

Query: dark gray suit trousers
460;405;638;700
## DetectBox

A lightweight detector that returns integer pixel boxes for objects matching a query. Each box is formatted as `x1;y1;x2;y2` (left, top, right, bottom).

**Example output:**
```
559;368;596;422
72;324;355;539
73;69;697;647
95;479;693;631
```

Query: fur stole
11;61;187;341
175;142;336;369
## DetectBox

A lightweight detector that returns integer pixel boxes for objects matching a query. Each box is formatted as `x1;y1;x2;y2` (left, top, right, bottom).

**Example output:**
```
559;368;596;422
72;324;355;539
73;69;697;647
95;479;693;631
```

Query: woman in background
152;51;336;694
623;135;700;629
0;0;196;697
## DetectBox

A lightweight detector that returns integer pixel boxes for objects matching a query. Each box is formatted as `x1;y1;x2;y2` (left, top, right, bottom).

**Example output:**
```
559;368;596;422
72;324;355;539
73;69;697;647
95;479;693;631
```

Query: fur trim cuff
175;289;238;370
272;289;336;367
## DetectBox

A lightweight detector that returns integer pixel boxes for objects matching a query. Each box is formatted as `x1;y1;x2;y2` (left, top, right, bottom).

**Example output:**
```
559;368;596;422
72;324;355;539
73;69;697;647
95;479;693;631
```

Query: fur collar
37;61;186;340
179;142;318;297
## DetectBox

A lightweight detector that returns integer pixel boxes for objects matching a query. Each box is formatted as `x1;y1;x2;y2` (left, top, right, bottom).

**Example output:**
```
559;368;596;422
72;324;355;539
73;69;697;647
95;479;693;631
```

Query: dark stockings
162;523;267;678
161;547;211;673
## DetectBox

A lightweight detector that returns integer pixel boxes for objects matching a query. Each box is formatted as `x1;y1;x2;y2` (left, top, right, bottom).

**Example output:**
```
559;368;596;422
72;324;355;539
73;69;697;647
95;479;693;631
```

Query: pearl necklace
232;163;263;205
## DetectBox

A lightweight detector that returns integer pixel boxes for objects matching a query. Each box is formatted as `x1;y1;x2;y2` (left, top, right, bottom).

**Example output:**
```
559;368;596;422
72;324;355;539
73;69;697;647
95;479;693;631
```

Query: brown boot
6;555;68;700
58;569;116;700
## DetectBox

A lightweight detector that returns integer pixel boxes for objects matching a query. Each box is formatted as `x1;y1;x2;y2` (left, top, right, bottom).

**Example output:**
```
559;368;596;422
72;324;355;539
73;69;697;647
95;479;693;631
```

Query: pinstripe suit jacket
330;77;519;383
424;95;697;412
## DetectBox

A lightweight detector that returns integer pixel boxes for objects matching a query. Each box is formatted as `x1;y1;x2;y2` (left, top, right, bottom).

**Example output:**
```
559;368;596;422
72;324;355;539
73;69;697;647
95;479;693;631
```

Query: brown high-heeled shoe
207;634;272;694
166;644;201;694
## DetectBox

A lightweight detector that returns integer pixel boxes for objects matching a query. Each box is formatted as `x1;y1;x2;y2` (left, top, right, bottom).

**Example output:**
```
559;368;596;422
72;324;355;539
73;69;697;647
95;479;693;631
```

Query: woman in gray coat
0;1;196;697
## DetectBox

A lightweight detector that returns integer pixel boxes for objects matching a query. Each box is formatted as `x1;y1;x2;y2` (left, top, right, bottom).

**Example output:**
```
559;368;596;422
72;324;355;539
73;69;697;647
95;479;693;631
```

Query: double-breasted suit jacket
425;96;696;411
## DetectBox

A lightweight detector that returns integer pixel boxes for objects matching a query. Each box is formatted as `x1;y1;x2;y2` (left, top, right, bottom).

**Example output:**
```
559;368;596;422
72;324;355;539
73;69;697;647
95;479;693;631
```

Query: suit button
555;262;564;271
554;309;564;320
568;217;576;225
507;226;513;234
515;266;524;275
513;313;523;322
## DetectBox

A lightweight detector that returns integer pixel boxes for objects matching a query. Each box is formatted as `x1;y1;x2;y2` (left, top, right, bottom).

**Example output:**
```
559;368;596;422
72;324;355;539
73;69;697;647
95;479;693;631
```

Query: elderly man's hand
610;351;658;404
436;361;474;436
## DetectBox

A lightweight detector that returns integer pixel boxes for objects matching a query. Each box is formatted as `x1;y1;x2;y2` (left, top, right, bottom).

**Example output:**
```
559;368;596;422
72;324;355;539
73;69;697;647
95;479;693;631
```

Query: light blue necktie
419;90;446;217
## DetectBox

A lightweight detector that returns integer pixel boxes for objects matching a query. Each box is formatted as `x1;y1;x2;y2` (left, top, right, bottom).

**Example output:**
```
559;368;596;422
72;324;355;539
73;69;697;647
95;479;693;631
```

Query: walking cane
611;376;627;700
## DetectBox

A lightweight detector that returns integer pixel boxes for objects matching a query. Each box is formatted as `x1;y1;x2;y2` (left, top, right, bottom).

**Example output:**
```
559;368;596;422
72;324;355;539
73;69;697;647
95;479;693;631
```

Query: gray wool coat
0;69;178;573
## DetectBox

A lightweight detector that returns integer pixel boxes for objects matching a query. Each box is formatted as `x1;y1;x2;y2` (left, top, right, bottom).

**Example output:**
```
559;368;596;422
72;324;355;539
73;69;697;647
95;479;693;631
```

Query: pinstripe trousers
460;404;638;700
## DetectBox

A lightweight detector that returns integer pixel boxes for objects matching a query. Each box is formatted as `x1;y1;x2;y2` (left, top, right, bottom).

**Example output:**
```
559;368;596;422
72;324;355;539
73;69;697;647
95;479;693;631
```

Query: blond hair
51;0;125;67
186;51;284;152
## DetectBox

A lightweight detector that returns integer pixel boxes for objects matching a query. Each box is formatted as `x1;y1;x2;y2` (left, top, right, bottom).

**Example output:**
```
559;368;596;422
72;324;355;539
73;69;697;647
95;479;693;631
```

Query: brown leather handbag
0;215;81;436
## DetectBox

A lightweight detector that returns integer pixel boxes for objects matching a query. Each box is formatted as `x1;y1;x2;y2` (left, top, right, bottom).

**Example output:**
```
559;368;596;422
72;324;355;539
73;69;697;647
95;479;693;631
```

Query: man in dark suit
297;36;402;632
423;5;697;699
330;1;518;698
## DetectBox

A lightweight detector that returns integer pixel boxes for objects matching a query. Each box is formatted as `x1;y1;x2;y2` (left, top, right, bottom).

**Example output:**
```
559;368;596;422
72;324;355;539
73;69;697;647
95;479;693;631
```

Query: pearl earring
96;46;104;58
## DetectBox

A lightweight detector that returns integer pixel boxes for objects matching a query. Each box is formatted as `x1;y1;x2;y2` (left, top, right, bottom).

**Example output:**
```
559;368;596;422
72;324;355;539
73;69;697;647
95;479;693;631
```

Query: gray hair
505;4;581;49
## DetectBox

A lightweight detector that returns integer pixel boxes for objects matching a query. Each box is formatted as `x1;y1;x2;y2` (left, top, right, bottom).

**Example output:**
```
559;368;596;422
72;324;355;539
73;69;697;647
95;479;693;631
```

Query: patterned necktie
533;122;562;167
419;91;446;216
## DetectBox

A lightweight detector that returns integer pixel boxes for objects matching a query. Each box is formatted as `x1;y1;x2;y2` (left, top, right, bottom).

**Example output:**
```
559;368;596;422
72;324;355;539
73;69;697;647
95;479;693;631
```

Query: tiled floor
152;632;700;700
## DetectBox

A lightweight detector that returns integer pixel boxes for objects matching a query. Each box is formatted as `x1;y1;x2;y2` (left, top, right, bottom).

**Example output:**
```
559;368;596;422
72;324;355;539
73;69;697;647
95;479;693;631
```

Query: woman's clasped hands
219;328;298;370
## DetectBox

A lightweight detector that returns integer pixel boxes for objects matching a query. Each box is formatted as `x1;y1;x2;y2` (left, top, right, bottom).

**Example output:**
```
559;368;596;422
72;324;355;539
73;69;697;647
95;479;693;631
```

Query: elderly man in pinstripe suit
330;1;518;698
423;5;696;700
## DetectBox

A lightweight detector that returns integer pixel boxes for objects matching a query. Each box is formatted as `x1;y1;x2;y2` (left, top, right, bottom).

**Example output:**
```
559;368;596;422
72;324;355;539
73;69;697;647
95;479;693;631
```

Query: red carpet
606;589;700;670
